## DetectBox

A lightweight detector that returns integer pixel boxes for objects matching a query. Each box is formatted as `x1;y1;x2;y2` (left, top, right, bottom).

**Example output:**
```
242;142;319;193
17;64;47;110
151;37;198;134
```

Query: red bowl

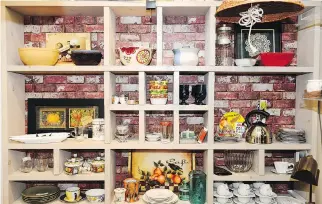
260;52;294;66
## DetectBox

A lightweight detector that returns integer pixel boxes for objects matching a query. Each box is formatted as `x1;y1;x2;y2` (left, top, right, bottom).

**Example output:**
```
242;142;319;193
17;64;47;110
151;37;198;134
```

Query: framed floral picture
28;99;103;134
128;150;195;192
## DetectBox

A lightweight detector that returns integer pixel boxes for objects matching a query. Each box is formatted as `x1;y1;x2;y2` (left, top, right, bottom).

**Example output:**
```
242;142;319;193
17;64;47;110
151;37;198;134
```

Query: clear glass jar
20;153;33;173
92;118;105;141
179;181;190;201
189;170;206;204
160;121;172;144
35;155;48;172
216;24;233;66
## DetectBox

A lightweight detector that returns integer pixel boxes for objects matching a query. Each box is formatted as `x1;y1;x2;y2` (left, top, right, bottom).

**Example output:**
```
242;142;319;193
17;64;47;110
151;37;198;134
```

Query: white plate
255;190;277;198
233;197;255;204
9;132;69;144
214;199;233;204
142;193;178;204
276;196;304;204
233;190;255;198
145;189;174;202
255;197;277;204
213;191;233;198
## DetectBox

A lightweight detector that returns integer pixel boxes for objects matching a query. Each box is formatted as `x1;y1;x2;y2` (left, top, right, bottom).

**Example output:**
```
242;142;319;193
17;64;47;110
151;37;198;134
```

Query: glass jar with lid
20;153;33;173
178;180;190;201
189;170;206;204
216;24;234;66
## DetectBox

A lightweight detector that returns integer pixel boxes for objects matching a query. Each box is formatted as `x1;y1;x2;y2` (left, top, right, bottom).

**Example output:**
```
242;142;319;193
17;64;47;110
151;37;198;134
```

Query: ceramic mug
217;184;230;196
274;161;294;174
66;187;80;202
259;184;274;197
114;188;126;204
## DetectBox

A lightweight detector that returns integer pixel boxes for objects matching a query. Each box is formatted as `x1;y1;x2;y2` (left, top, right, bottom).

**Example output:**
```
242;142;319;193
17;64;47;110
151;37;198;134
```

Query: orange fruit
167;173;174;179
173;175;182;184
157;175;166;185
153;168;162;176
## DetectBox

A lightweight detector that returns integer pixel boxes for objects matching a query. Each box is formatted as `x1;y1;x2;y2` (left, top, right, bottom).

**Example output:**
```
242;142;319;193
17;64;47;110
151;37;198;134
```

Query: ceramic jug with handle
173;46;199;66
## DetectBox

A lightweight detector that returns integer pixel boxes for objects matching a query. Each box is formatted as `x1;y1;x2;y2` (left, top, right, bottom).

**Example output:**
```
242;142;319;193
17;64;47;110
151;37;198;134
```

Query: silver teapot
244;110;272;144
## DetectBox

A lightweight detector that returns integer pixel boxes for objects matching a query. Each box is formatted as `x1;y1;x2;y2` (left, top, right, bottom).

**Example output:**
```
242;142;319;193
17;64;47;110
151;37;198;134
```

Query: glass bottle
179;180;190;201
189;170;206;204
216;24;234;66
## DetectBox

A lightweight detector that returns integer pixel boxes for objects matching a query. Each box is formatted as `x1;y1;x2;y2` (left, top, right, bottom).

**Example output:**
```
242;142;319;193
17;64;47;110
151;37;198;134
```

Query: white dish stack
142;189;178;204
213;183;233;204
145;133;162;142
254;184;277;204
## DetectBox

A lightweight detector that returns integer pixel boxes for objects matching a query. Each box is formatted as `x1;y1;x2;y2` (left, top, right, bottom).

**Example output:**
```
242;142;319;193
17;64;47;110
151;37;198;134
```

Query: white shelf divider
53;149;60;175
139;72;147;105
205;6;216;66
104;7;116;65
204;149;214;204
173;71;180;105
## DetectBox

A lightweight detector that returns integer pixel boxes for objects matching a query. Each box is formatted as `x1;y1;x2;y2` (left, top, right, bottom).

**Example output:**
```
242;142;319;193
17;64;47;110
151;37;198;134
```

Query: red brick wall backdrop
24;15;297;190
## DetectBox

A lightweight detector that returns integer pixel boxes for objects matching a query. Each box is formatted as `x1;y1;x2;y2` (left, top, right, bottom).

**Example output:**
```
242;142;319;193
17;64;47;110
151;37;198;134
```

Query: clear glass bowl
224;150;254;173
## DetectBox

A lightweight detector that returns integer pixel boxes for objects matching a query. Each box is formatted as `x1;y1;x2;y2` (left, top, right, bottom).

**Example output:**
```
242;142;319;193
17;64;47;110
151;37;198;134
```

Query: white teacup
237;184;251;196
232;182;242;189
217;197;229;204
113;96;120;104
259;196;273;203
274;161;294;174
217;184;230;196
238;197;251;204
214;182;225;189
119;96;126;104
259;184;273;196
253;182;265;189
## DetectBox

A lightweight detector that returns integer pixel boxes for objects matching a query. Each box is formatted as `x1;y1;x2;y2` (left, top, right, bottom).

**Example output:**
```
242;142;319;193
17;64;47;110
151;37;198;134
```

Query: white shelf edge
8;169;105;181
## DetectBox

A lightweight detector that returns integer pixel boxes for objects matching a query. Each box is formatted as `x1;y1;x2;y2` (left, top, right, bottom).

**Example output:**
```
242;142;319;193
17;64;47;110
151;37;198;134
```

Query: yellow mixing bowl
18;48;59;66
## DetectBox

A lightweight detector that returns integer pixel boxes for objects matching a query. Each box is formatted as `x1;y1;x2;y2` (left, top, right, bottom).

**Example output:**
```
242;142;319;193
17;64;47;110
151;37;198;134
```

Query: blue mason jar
189;170;206;204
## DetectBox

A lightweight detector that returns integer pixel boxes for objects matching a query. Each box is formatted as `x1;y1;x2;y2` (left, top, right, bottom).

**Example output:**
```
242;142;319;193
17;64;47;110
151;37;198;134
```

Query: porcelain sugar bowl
119;47;153;66
173;46;199;66
64;158;82;175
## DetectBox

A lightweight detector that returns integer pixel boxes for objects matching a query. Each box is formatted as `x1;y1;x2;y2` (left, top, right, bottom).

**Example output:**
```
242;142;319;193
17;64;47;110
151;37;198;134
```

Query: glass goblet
179;85;190;105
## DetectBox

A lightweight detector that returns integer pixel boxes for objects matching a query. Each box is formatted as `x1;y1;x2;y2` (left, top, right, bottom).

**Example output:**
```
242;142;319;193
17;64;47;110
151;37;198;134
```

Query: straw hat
215;0;305;23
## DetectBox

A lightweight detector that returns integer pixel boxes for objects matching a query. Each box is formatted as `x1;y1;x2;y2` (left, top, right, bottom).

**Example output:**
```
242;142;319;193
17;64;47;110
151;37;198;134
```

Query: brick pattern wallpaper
23;15;298;191
115;16;157;65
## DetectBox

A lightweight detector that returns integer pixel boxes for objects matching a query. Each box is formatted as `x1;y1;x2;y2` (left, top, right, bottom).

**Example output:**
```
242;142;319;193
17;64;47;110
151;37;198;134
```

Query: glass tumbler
20;156;33;173
35;156;49;172
160;121;172;144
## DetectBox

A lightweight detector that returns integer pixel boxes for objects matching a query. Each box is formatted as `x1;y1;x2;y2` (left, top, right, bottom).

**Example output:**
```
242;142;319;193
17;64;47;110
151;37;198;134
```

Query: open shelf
7;65;315;75
211;142;312;150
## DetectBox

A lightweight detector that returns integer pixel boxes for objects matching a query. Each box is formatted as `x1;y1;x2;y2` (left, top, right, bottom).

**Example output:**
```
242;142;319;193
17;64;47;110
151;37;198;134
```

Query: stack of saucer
254;184;277;204
276;128;306;144
214;183;233;204
233;184;255;204
142;189;178;204
145;133;161;142
22;186;60;203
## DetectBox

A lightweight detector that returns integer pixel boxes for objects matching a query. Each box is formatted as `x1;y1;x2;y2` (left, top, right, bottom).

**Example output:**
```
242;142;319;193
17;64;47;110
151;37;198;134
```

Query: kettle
244;110;272;144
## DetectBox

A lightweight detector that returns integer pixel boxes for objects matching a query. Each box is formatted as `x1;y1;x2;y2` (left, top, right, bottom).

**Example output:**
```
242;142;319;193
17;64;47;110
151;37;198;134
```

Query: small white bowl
235;59;256;67
150;98;167;105
85;189;105;203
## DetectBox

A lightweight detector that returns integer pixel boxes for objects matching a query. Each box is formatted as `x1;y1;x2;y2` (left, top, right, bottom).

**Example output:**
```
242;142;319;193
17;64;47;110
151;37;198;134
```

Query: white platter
9;132;70;144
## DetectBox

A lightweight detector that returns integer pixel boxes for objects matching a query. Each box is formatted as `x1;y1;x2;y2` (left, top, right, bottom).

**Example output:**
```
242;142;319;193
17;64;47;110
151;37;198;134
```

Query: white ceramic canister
92;118;105;141
173;46;199;66
306;80;322;97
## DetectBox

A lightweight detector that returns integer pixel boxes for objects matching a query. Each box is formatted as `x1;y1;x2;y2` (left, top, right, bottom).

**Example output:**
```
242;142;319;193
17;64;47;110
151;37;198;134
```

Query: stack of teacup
213;182;233;204
254;184;277;204
233;184;255;204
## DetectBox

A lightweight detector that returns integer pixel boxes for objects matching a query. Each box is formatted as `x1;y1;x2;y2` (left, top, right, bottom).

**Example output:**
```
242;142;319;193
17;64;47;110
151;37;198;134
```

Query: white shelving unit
1;1;322;204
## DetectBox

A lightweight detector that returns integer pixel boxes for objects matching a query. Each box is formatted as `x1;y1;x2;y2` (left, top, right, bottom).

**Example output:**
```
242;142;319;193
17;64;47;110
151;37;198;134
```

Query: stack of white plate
142;189;178;204
145;133;161;142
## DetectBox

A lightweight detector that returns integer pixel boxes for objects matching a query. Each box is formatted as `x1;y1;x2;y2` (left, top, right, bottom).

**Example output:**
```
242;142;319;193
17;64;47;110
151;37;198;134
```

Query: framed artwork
46;33;91;65
234;22;281;59
129;150;195;192
39;108;66;129
28;99;103;134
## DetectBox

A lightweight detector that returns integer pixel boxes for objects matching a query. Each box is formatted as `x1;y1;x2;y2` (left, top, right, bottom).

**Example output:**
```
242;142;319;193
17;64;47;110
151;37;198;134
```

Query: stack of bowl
149;80;168;105
22;186;60;203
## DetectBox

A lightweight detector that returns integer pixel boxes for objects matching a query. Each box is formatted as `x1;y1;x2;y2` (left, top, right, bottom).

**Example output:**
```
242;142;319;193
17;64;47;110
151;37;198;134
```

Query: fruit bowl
119;47;153;66
260;52;294;66
18;48;59;66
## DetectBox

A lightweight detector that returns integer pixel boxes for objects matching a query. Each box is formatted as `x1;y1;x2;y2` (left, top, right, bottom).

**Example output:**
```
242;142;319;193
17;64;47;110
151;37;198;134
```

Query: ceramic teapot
173;46;199;66
244;110;272;144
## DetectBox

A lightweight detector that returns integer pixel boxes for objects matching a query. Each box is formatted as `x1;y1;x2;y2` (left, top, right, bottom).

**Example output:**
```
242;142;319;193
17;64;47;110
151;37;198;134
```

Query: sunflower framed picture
27;99;103;134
